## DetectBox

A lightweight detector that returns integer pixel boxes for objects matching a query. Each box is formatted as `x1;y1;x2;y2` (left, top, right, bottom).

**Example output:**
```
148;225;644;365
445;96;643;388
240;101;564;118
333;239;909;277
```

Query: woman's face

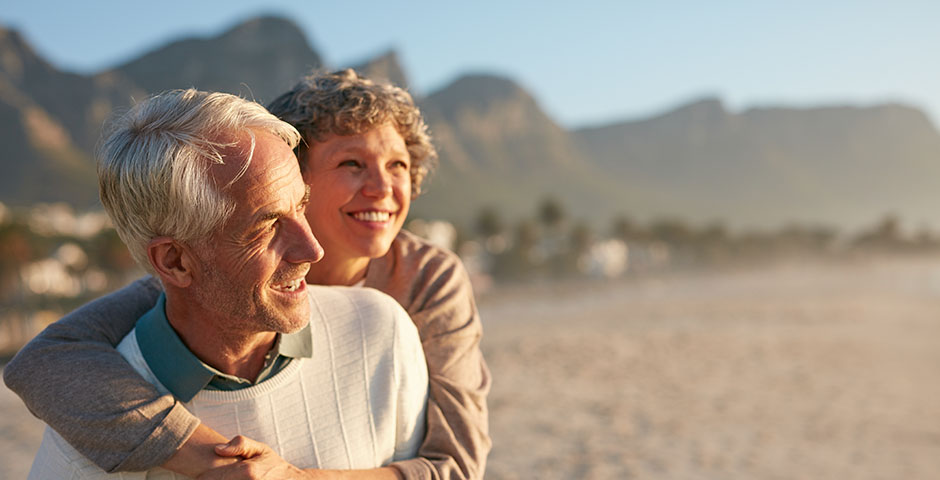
301;123;412;267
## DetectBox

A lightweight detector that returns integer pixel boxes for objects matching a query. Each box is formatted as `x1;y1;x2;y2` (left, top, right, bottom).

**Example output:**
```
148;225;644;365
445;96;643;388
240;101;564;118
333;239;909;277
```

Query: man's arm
2;276;202;472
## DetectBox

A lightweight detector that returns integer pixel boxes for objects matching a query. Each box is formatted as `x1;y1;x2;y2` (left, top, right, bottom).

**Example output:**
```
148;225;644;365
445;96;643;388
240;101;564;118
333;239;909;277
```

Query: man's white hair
98;89;301;272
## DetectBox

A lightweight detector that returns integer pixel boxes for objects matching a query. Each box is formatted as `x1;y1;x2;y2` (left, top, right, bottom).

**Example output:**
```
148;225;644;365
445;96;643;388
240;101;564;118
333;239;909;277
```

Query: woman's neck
305;254;371;286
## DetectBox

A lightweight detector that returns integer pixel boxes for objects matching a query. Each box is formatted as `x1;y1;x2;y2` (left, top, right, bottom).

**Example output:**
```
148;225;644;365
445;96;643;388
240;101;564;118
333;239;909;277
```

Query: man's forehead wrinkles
243;160;295;189
244;180;306;225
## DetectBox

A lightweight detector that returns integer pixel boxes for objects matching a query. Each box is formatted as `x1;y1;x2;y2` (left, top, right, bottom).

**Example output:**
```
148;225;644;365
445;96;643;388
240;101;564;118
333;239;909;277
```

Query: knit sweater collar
134;293;313;401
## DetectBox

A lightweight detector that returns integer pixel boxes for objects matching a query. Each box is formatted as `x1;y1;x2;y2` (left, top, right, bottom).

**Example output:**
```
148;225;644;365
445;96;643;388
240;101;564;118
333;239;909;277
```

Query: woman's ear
147;237;194;288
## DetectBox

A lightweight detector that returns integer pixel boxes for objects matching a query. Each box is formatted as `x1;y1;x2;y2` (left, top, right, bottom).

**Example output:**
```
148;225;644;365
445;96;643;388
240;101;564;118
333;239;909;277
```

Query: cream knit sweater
29;286;429;479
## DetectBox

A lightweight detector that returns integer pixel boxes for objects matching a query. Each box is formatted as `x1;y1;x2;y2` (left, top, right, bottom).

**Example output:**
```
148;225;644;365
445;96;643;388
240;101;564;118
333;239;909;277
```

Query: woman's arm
375;248;492;480
2;276;201;472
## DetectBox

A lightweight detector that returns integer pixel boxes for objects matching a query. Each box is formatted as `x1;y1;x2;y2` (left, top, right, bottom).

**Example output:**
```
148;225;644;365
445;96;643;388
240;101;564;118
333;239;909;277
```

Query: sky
3;0;939;129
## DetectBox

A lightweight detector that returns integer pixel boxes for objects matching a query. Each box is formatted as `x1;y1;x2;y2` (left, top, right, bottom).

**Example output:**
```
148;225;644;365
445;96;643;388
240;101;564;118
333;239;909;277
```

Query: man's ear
147;237;196;288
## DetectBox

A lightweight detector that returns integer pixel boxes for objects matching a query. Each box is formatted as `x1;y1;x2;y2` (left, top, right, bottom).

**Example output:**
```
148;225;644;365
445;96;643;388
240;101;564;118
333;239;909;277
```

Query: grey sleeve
391;260;491;480
2;276;200;472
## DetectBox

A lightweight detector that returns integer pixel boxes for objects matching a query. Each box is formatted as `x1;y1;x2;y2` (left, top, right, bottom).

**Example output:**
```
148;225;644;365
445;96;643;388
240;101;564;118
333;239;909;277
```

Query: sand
481;257;940;479
2;256;939;479
0;365;45;479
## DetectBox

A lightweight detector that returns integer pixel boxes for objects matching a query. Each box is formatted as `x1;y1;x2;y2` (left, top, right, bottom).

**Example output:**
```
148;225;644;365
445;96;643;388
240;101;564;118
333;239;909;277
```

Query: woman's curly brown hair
266;69;438;197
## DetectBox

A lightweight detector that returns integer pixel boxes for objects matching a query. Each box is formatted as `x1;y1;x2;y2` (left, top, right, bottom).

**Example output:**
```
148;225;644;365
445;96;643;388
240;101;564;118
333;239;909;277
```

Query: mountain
0;27;100;206
112;16;323;104
2;15;940;232
413;74;647;227
574;98;940;229
0;17;325;208
349;50;410;91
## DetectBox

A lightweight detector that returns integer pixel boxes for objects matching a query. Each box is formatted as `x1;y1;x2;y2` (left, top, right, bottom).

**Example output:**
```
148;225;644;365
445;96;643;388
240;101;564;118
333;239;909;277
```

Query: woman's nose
362;168;393;197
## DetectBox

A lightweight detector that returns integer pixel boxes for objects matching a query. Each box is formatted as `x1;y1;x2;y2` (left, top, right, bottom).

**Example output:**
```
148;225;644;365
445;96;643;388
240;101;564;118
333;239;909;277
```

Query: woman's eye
339;159;361;168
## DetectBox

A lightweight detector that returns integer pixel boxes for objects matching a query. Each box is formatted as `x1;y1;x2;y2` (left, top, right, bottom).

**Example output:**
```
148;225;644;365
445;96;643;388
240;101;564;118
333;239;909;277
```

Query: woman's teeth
353;211;390;222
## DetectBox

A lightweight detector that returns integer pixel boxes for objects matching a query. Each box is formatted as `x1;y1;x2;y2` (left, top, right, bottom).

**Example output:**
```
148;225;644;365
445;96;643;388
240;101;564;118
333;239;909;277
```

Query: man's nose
285;215;324;264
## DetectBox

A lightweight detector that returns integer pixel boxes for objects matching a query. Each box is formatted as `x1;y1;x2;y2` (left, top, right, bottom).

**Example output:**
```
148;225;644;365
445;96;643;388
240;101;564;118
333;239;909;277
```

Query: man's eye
339;159;361;168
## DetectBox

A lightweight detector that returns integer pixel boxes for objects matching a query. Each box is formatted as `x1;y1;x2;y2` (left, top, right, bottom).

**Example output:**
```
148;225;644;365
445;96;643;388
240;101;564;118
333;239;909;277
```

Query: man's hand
197;435;310;479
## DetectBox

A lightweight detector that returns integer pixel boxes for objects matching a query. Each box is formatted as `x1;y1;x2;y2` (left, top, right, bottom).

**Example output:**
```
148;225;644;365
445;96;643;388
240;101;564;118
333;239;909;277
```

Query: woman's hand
197;435;310;479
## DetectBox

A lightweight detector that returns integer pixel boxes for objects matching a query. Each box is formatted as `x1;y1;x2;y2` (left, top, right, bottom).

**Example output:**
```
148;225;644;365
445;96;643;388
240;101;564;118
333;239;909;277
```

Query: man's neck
164;294;276;382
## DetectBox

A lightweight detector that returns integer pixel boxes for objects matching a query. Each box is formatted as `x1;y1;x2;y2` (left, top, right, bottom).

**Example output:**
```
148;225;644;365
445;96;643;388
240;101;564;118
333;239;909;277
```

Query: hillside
574;99;940;229
414;73;649;227
112;16;323;105
2;15;940;231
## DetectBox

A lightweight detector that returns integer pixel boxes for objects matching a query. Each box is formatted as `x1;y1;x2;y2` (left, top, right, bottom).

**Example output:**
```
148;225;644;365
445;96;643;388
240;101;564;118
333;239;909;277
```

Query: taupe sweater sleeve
370;232;491;480
2;276;199;472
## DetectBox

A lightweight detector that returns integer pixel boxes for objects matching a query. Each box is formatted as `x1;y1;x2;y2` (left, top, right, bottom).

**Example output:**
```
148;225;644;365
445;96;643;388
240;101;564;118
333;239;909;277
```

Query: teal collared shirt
135;294;312;402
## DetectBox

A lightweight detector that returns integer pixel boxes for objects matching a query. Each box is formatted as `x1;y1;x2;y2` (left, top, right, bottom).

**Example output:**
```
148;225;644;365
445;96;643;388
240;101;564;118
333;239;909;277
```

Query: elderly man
7;71;489;480
26;89;428;479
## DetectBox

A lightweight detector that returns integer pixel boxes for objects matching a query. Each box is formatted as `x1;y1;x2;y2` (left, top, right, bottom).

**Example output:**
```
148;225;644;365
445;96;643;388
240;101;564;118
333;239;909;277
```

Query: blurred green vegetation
2;198;937;356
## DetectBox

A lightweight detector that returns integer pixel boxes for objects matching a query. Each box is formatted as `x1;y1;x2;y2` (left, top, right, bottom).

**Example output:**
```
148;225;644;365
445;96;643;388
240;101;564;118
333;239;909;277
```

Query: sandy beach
3;256;939;478
0;365;45;479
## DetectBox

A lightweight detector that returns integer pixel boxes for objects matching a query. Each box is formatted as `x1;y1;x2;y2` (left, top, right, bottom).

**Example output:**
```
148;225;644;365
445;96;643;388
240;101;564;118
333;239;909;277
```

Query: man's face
193;129;323;334
301;122;411;264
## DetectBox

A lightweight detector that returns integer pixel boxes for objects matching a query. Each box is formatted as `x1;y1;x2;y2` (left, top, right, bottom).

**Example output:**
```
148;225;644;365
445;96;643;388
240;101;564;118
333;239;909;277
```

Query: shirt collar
134;293;312;401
